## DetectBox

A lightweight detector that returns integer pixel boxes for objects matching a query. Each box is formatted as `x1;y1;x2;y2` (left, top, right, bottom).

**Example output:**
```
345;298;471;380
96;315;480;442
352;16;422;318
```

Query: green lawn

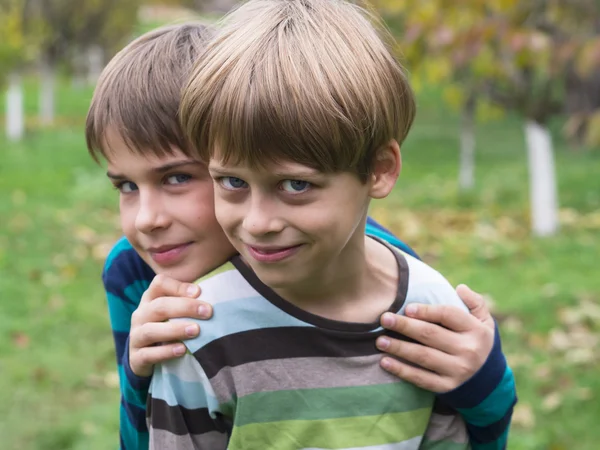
0;78;598;450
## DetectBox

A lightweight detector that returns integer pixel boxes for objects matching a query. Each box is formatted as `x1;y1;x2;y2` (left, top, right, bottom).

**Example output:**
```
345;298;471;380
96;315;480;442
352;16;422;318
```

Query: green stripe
420;438;471;450
230;408;431;450
194;261;236;283
235;382;433;425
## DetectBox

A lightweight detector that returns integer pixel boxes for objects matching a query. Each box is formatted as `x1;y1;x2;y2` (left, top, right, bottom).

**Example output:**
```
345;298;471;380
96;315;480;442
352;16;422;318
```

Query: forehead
103;129;189;167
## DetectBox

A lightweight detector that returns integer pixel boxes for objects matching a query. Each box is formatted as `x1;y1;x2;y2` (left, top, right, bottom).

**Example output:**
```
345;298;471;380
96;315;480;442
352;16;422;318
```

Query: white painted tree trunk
39;55;56;126
5;72;25;141
87;45;104;85
524;120;559;236
459;100;476;190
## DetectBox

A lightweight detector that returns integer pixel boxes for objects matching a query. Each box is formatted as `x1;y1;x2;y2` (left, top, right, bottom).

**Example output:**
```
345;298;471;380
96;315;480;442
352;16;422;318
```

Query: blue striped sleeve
365;216;420;259
102;237;156;450
438;322;517;449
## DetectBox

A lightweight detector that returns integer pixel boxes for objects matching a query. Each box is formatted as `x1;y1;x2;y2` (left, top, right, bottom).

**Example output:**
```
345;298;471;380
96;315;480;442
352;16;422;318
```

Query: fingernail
198;305;209;318
185;325;199;337
405;304;418;316
173;344;186;356
376;336;390;350
381;357;392;369
187;285;199;297
381;313;395;328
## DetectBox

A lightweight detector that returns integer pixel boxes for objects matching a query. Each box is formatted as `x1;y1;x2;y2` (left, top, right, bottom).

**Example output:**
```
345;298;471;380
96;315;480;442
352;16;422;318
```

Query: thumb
456;284;490;324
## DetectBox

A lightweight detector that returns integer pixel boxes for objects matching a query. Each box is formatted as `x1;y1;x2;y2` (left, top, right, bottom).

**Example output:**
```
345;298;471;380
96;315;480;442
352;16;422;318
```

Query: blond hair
181;0;415;180
86;22;215;162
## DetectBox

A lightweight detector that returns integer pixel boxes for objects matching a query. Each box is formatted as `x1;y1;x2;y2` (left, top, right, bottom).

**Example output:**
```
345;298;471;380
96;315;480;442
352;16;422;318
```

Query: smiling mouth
245;244;303;263
147;242;193;265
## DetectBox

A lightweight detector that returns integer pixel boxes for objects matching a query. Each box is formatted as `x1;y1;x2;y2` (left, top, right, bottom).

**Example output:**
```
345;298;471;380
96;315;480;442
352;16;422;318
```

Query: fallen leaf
542;392;563;412
104;371;120;389
512;403;536;429
12;332;30;349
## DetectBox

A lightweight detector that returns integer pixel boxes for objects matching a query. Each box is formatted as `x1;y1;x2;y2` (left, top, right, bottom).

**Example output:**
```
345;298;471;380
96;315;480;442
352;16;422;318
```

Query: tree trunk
459;95;476;190
6;72;25;142
524;120;559;236
39;55;56;126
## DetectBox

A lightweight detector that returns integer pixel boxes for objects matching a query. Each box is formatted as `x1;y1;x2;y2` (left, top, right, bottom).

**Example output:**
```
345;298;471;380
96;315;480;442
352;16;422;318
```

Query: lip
147;242;193;265
245;243;303;263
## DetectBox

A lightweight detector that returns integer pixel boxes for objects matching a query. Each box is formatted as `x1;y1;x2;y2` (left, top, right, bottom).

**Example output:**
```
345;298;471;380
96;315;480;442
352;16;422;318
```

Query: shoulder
195;262;262;306
102;236;155;303
400;253;468;313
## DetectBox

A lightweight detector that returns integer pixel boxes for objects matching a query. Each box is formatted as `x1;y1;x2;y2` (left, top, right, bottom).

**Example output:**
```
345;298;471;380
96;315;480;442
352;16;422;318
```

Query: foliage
376;0;600;126
25;0;141;64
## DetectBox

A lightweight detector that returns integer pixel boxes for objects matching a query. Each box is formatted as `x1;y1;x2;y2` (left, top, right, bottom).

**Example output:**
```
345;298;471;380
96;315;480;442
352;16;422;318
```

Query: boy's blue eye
118;181;138;193
166;174;191;184
281;180;311;193
220;177;248;190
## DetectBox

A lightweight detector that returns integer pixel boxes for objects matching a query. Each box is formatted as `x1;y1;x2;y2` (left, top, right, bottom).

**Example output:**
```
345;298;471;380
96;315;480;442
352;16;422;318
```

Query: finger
402;302;479;333
141;274;201;304
456;284;492;325
380;313;462;354
376;335;456;374
379;357;453;393
131;296;212;328
130;320;200;349
133;343;189;368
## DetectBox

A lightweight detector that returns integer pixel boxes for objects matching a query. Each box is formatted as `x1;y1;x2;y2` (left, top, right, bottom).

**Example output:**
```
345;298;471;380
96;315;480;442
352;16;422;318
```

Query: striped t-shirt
148;245;472;450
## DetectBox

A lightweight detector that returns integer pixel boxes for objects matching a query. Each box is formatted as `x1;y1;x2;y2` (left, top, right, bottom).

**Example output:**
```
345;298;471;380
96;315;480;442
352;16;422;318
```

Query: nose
135;190;170;233
242;194;285;237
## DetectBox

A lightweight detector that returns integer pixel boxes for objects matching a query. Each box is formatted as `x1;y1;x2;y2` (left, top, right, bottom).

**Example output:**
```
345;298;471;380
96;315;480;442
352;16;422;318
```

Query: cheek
213;197;238;231
119;200;137;238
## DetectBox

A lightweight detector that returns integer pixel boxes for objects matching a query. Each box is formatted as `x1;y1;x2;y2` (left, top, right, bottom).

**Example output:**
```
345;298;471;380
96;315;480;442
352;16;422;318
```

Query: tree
376;0;600;236
25;0;140;126
0;0;30;141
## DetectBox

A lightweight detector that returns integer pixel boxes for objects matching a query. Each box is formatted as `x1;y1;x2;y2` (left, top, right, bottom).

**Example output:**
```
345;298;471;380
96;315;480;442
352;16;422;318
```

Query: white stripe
302;435;423;450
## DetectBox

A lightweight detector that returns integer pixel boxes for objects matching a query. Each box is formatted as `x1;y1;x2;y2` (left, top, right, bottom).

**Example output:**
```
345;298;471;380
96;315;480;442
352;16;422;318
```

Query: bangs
181;0;415;179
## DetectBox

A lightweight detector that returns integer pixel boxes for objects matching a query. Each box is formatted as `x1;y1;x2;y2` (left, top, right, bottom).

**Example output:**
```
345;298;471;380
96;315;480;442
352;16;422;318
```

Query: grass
0;77;598;450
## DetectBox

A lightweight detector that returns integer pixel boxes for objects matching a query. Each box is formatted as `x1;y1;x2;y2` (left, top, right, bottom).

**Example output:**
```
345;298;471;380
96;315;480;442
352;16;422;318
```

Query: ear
368;139;401;199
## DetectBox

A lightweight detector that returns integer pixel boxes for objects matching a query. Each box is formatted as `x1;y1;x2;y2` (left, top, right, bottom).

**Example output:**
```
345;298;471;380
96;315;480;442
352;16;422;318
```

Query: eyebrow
106;160;202;179
208;166;320;179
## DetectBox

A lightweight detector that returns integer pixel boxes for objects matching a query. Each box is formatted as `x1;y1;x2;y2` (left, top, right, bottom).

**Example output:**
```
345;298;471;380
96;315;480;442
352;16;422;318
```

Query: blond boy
147;1;515;449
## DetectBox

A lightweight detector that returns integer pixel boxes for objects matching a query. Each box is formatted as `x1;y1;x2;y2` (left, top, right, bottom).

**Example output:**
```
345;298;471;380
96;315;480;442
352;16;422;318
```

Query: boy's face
207;157;376;291
105;132;235;282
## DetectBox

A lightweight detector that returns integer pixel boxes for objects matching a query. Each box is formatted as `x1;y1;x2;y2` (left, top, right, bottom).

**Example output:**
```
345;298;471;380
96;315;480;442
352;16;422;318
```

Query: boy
147;1;515;449
88;19;514;450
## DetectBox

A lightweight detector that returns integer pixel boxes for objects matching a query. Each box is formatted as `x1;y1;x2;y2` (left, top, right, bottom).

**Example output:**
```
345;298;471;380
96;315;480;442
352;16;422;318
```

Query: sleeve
102;237;156;450
436;322;517;450
147;353;229;450
365;216;421;259
404;257;516;449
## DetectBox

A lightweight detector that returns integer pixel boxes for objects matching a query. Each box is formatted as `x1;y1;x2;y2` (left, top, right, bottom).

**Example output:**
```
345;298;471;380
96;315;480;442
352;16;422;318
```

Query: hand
129;274;213;377
376;284;494;393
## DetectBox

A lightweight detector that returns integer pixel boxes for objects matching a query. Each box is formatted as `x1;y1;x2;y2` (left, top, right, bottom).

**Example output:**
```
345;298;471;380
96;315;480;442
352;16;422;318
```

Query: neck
271;234;398;322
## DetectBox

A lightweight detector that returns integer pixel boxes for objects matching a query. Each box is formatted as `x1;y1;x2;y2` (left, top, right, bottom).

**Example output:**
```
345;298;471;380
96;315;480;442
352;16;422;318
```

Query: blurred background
0;0;598;448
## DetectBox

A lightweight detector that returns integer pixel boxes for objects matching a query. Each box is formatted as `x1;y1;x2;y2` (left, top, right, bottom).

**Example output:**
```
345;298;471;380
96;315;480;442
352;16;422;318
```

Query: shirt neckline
230;236;408;333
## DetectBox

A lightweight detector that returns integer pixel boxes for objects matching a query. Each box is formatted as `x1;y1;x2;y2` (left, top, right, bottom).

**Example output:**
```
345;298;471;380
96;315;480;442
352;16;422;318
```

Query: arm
148;352;229;449
102;239;154;450
364;218;516;448
103;238;211;450
377;287;516;450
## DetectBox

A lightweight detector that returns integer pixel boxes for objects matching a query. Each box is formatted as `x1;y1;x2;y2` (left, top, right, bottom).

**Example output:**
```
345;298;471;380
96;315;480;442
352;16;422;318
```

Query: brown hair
86;22;215;162
181;0;416;180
